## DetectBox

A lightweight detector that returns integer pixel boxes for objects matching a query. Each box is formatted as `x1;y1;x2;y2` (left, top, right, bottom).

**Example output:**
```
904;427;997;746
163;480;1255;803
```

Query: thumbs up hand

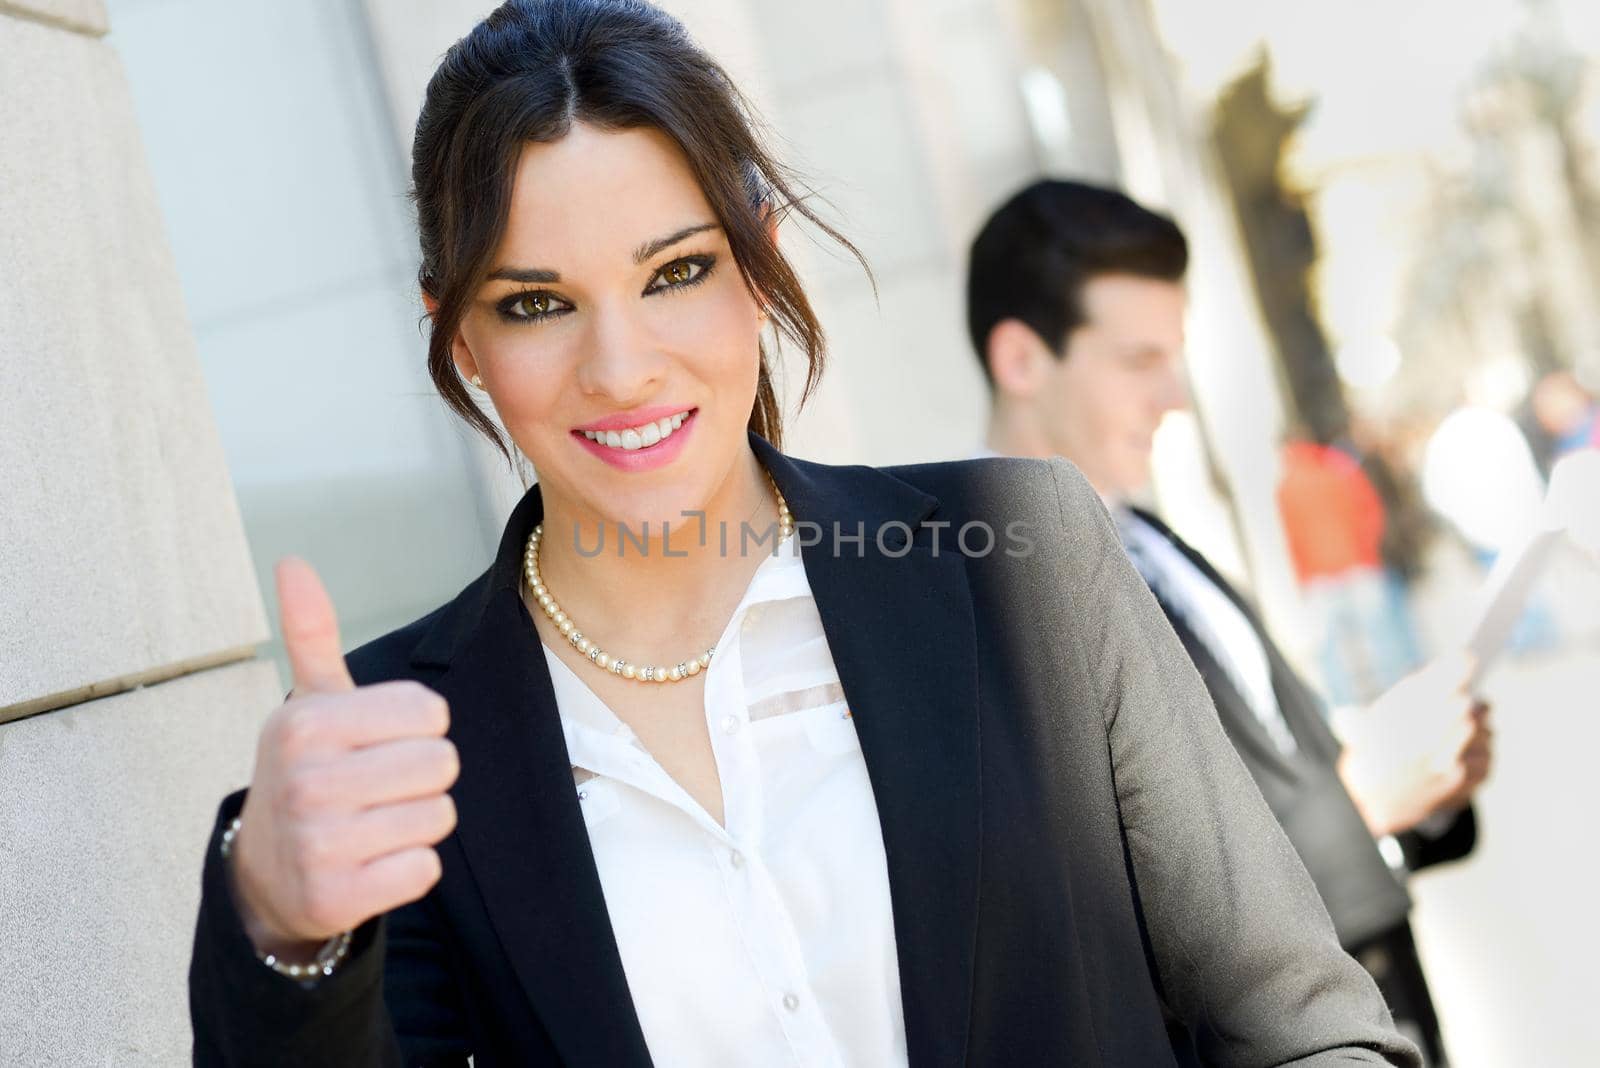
229;558;460;961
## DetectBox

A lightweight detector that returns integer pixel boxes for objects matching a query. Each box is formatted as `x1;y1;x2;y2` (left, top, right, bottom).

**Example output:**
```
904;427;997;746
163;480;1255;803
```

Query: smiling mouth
577;408;696;451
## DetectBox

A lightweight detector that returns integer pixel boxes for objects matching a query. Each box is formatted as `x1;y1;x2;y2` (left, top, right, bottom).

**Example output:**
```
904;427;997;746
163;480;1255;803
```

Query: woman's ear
421;289;482;386
985;319;1051;398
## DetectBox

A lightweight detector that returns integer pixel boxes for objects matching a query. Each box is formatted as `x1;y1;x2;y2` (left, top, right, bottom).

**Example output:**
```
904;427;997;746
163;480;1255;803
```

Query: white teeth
584;410;692;450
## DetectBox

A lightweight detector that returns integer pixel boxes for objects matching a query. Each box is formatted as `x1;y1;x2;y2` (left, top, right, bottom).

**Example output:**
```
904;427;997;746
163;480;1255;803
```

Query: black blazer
1123;508;1475;947
191;442;1418;1067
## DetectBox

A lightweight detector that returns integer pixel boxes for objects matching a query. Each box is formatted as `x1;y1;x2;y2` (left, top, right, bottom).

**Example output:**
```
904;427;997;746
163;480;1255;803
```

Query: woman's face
447;122;766;532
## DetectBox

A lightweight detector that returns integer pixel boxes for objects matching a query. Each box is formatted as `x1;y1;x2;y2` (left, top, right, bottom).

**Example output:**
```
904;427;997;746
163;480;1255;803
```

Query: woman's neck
530;448;781;654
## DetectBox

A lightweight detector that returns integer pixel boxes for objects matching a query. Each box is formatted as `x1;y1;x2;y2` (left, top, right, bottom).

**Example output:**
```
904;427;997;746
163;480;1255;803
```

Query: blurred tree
1515;0;1600;309
1210;57;1436;579
1402;1;1600;409
1211;55;1350;446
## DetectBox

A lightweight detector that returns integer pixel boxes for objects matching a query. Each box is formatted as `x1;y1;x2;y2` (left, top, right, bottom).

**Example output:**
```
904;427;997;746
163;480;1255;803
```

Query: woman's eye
661;261;696;285
518;293;554;316
499;290;568;322
648;256;713;292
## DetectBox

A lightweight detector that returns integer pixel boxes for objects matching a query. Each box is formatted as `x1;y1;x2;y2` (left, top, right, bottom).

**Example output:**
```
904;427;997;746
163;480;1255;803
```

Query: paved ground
1407;643;1600;1066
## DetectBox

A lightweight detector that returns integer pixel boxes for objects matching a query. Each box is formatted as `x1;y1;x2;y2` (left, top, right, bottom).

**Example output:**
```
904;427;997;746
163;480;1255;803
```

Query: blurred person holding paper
965;179;1491;1067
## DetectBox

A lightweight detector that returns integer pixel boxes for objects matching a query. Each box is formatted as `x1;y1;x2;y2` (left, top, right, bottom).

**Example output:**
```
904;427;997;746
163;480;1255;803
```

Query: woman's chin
548;481;709;539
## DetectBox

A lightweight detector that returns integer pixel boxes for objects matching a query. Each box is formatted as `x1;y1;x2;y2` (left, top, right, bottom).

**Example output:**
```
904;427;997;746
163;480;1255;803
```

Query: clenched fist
228;558;460;962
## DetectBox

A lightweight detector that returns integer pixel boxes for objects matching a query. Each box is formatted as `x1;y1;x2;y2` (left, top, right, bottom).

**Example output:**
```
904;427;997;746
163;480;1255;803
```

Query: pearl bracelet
219;816;354;981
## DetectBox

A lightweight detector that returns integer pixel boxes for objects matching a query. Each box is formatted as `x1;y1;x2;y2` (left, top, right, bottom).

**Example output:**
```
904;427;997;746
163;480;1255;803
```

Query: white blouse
541;534;909;1068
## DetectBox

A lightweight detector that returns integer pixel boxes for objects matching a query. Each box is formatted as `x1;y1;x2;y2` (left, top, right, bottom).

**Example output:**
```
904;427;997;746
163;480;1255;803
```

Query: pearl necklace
523;472;795;683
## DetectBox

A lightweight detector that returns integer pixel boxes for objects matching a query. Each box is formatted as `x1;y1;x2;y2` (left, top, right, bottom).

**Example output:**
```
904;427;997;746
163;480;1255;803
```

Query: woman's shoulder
877;454;1103;528
342;571;494;687
867;455;1123;588
770;445;1112;563
758;432;1102;531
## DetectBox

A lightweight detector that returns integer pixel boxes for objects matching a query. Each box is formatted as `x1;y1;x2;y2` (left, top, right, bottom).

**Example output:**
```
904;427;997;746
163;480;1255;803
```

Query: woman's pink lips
575;404;691;433
573;409;697;472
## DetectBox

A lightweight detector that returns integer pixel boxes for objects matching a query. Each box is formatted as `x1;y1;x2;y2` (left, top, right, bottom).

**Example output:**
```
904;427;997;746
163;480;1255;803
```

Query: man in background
964;179;1491;1066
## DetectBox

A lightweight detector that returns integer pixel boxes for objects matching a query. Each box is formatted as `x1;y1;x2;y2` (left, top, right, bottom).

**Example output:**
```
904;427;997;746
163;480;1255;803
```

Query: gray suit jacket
1122;507;1474;947
1122;508;1473;1066
190;446;1419;1066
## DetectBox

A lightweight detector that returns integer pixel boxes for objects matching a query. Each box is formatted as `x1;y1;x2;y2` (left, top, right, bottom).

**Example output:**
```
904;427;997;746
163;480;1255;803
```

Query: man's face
1040;273;1188;499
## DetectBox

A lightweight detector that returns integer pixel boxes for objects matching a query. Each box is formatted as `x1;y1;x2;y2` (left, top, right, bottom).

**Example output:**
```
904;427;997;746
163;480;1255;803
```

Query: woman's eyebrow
633;222;718;265
484;224;718;282
487;266;561;283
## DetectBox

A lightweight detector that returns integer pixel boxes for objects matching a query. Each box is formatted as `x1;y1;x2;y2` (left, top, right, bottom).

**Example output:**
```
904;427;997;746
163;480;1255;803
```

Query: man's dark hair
965;179;1188;385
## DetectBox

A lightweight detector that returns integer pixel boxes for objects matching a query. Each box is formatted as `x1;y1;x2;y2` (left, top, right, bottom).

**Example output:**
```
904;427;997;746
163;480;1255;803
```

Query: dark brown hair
411;0;865;457
966;179;1187;386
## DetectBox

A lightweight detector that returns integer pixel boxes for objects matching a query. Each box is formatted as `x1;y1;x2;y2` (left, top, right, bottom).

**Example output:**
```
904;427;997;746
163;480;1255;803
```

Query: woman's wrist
220;816;352;978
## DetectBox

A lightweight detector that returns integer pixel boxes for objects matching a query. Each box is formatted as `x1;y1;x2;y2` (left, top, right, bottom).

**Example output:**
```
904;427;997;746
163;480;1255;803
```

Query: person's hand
228;558;460;961
1336;651;1493;838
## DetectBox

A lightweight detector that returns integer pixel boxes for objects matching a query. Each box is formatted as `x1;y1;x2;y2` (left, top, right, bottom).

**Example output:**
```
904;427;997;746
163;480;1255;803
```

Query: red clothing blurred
1277;441;1386;584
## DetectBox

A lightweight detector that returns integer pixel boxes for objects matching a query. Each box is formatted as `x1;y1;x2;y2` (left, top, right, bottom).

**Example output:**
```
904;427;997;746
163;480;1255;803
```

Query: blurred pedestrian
1532;370;1599;460
966;179;1492;1066
1277;435;1422;705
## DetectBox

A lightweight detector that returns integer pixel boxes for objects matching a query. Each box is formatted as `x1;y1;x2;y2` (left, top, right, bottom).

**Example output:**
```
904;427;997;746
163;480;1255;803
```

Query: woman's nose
575;303;667;402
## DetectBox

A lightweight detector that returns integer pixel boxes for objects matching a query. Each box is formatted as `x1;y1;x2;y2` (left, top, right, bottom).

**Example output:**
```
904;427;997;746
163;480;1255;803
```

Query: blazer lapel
1161;600;1303;778
1125;507;1304;777
410;438;984;1067
416;487;654;1067
756;437;982;1068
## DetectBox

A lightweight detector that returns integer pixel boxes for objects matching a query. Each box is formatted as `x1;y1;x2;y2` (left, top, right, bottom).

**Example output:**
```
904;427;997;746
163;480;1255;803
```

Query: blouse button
720;714;741;735
782;992;800;1012
729;850;745;869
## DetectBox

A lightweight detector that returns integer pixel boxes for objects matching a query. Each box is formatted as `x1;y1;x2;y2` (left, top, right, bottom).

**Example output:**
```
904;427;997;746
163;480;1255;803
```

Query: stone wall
0;1;283;1062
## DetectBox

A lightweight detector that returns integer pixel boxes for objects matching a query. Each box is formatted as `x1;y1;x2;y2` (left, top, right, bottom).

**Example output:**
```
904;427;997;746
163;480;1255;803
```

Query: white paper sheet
1463;528;1566;693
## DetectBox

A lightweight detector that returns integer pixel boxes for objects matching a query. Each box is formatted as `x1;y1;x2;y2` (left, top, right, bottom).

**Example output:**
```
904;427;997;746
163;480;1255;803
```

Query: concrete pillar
1074;0;1311;658
0;2;283;1062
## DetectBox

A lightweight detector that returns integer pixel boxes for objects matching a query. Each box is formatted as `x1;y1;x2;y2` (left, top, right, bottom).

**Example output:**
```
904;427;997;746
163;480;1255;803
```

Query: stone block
0;0;106;36
0;658;281;1066
0;17;268;714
